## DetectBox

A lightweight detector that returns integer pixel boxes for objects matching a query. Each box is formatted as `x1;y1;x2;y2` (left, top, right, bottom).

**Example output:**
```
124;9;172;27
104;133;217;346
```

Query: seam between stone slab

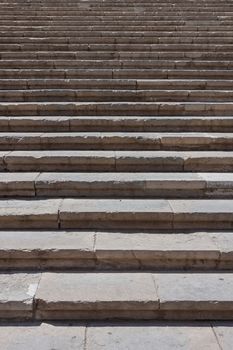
2;150;13;171
32;273;42;321
208;233;222;269
34;172;41;197
84;324;88;350
197;173;209;193
166;200;175;230
211;323;224;350
57;199;64;230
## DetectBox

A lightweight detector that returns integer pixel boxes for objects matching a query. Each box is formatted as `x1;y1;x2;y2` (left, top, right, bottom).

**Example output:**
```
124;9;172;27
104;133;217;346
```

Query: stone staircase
0;0;233;347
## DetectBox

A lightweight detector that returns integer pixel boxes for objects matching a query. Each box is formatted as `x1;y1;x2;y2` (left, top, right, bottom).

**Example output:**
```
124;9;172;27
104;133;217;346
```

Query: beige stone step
1;60;233;70
2;25;233;33
27;172;233;198
34;272;233;319
0;43;233;52
0;37;232;45
1;102;233;116
0;230;232;270
2;79;233;91
2;89;233;103
2;31;233;38
1;172;233;198
59;198;233;230
3;150;233;172
3;273;233;322
0;198;232;230
1;116;233;133
0;132;233;151
2;68;233;80
2;50;233;59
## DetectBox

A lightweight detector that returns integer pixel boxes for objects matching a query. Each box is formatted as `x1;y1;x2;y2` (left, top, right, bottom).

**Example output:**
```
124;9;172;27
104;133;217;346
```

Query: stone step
2;89;233;103
1;116;233;132
0;132;233;151
2;31;233;38
3;52;233;60
0;198;231;229
2;8;233;13
1;37;233;45
0;172;232;198
0;43;233;52
0;230;232;270
34;272;233;319
0;8;229;11
2;271;233;320
4;20;233;26
1;102;233;116
7;78;233;91
3;20;233;26
0;321;232;350
2;69;233;80
2;60;233;70
3;27;233;35
1;150;233;172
